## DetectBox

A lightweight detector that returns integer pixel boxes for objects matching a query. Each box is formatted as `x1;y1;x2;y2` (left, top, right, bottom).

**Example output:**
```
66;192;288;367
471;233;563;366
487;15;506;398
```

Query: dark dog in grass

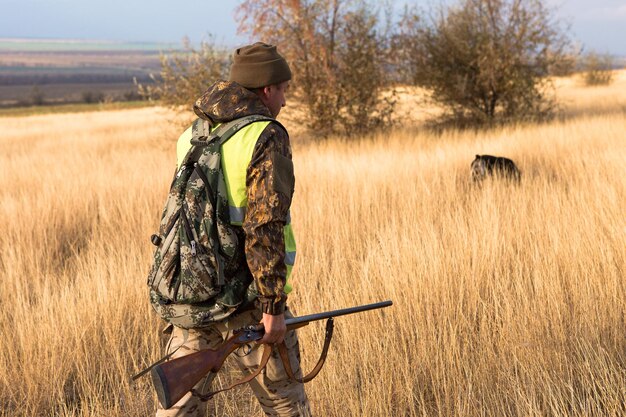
471;154;521;182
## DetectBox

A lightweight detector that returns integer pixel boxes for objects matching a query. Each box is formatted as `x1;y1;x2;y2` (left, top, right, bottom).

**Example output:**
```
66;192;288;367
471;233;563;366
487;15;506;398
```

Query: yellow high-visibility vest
176;121;295;293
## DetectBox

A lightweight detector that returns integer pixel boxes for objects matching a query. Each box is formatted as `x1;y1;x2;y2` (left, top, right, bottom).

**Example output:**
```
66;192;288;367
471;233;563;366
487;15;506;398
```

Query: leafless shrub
581;51;615;86
137;37;229;112
82;90;105;104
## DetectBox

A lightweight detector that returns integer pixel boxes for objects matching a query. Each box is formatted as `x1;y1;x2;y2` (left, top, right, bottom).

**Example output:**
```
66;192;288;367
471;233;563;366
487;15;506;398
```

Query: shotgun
143;300;392;409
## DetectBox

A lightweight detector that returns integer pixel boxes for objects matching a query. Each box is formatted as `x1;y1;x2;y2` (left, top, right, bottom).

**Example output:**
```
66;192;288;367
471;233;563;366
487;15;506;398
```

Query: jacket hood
193;80;272;123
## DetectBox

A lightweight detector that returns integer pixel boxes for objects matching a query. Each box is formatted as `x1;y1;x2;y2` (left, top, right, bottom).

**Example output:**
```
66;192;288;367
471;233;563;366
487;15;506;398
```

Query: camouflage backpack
147;115;277;328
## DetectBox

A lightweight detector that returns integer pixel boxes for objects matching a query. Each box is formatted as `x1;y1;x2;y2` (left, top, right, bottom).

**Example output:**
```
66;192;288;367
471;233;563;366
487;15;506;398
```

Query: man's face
260;81;289;117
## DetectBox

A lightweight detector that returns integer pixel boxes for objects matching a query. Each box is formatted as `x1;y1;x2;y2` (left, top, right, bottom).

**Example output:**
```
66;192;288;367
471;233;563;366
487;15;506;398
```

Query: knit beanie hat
229;42;292;89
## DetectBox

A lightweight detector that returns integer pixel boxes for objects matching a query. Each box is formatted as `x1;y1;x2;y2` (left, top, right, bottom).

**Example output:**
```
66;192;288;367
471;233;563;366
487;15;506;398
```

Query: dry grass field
0;72;624;416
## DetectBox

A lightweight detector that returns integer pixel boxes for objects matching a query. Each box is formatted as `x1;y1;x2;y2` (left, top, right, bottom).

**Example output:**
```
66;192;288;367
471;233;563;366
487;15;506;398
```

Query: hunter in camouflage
148;113;286;329
152;42;311;417
193;79;294;314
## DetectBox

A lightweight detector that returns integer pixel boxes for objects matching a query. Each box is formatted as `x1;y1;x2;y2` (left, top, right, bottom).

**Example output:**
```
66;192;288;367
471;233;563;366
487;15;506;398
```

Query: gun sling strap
278;317;335;383
194;318;335;402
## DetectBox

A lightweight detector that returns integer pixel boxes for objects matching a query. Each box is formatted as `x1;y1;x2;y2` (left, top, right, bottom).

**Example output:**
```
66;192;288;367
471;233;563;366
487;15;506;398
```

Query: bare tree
391;5;422;85
236;0;395;136
137;37;229;111
394;0;571;126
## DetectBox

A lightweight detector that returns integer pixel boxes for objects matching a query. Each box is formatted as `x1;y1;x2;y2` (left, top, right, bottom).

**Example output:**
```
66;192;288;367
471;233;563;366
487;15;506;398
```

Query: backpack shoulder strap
206;114;284;146
191;118;212;140
182;115;283;167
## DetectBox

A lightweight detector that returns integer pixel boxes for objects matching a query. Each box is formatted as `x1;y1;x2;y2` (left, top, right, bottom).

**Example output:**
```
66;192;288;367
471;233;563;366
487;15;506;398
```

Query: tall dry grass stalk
0;85;625;416
554;70;626;120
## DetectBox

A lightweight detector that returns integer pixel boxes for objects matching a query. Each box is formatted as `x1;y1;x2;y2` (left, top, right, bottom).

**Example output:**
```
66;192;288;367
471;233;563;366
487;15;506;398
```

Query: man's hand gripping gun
136;300;392;409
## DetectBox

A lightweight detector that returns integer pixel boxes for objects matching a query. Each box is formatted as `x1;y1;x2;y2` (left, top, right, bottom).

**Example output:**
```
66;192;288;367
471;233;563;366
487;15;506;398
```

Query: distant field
0;65;153;76
0;100;152;117
0;51;161;70
0;38;177;52
0;39;169;106
0;83;144;106
0;65;155;88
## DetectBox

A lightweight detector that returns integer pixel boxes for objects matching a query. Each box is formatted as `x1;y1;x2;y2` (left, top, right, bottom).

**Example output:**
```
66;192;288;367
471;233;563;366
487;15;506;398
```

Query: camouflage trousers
155;308;311;417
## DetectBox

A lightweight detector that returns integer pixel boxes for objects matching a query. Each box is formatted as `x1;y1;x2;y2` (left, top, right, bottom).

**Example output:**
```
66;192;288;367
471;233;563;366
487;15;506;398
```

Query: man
155;42;310;417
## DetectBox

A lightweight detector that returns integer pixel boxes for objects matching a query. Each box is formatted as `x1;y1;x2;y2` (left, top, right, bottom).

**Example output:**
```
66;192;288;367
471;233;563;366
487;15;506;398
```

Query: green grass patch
0;101;155;117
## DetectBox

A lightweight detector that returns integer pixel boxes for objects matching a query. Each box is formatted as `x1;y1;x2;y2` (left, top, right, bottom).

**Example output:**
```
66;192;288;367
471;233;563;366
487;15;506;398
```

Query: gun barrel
286;300;392;327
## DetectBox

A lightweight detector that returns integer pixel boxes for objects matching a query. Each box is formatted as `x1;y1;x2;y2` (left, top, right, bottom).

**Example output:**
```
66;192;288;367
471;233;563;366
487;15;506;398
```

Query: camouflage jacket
193;81;293;315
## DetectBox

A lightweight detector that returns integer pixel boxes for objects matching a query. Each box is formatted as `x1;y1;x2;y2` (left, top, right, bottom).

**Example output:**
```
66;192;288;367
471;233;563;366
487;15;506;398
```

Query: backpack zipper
176;164;189;179
193;163;216;208
181;205;198;257
181;203;225;286
163;210;180;238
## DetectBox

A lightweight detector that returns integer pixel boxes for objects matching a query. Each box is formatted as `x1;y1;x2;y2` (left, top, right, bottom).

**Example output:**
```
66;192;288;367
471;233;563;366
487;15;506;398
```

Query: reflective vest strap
229;206;246;226
285;251;296;265
229;207;292;227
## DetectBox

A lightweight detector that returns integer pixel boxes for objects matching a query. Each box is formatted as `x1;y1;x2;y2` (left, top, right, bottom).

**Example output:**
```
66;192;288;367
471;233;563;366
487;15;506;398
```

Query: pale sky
1;0;625;55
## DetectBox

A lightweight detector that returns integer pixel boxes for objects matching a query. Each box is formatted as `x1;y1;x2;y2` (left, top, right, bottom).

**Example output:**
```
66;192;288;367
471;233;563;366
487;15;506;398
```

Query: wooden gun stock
152;325;264;408
152;336;244;408
147;300;392;409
